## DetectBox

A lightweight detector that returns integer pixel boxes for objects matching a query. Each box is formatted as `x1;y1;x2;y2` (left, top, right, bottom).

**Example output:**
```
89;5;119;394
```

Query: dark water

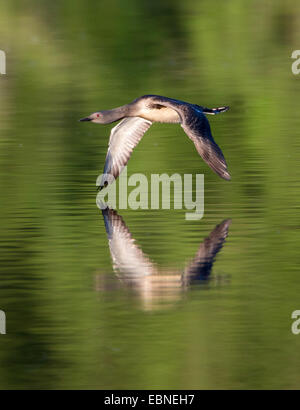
1;0;300;389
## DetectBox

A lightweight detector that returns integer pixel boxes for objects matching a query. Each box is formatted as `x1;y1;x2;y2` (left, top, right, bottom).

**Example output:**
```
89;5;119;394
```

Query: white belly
139;107;180;123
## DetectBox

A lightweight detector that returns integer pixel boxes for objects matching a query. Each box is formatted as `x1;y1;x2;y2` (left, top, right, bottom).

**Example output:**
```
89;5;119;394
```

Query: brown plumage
80;95;231;187
98;207;231;309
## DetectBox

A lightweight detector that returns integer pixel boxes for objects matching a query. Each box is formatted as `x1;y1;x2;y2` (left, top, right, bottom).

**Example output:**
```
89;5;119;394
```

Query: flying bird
96;207;231;310
80;95;231;188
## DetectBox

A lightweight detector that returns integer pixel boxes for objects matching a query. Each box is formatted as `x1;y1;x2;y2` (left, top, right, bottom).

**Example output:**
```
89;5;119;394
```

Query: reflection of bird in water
96;208;231;310
79;95;231;188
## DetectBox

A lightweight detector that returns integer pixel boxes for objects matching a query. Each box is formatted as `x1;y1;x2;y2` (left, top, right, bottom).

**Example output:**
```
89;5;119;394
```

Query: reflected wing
102;208;156;278
101;208;183;310
182;219;231;284
101;117;152;187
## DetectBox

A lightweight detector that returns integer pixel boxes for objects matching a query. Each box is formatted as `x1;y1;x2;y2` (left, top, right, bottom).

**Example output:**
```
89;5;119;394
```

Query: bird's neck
101;105;130;124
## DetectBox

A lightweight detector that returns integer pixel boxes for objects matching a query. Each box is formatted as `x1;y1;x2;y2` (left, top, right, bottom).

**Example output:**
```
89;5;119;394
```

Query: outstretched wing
181;109;231;181
147;96;231;181
182;219;231;285
102;208;157;278
101;117;152;187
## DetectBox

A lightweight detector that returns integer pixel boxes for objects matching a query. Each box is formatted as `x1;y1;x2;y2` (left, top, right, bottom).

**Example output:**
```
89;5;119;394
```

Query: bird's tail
201;106;229;115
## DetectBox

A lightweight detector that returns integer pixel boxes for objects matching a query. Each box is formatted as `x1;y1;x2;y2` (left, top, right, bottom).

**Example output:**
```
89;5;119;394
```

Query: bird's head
79;111;106;124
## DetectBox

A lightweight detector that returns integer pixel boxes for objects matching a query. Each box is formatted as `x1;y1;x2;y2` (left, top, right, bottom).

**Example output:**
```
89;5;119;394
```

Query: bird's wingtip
222;171;231;181
221;218;232;227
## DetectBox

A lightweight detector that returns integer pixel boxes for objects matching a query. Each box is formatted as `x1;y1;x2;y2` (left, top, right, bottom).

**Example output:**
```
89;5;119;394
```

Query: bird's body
131;96;181;123
80;95;231;187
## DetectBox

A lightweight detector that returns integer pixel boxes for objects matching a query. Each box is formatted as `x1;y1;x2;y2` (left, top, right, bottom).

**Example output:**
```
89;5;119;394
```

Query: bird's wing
148;97;231;180
181;110;231;180
101;117;152;187
182;219;231;285
102;208;157;278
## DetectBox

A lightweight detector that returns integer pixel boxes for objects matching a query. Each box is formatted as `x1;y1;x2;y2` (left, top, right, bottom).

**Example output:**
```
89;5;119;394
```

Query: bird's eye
96;113;100;118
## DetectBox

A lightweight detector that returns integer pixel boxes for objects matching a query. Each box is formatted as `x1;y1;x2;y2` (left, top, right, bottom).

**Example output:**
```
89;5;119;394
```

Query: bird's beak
79;117;92;122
